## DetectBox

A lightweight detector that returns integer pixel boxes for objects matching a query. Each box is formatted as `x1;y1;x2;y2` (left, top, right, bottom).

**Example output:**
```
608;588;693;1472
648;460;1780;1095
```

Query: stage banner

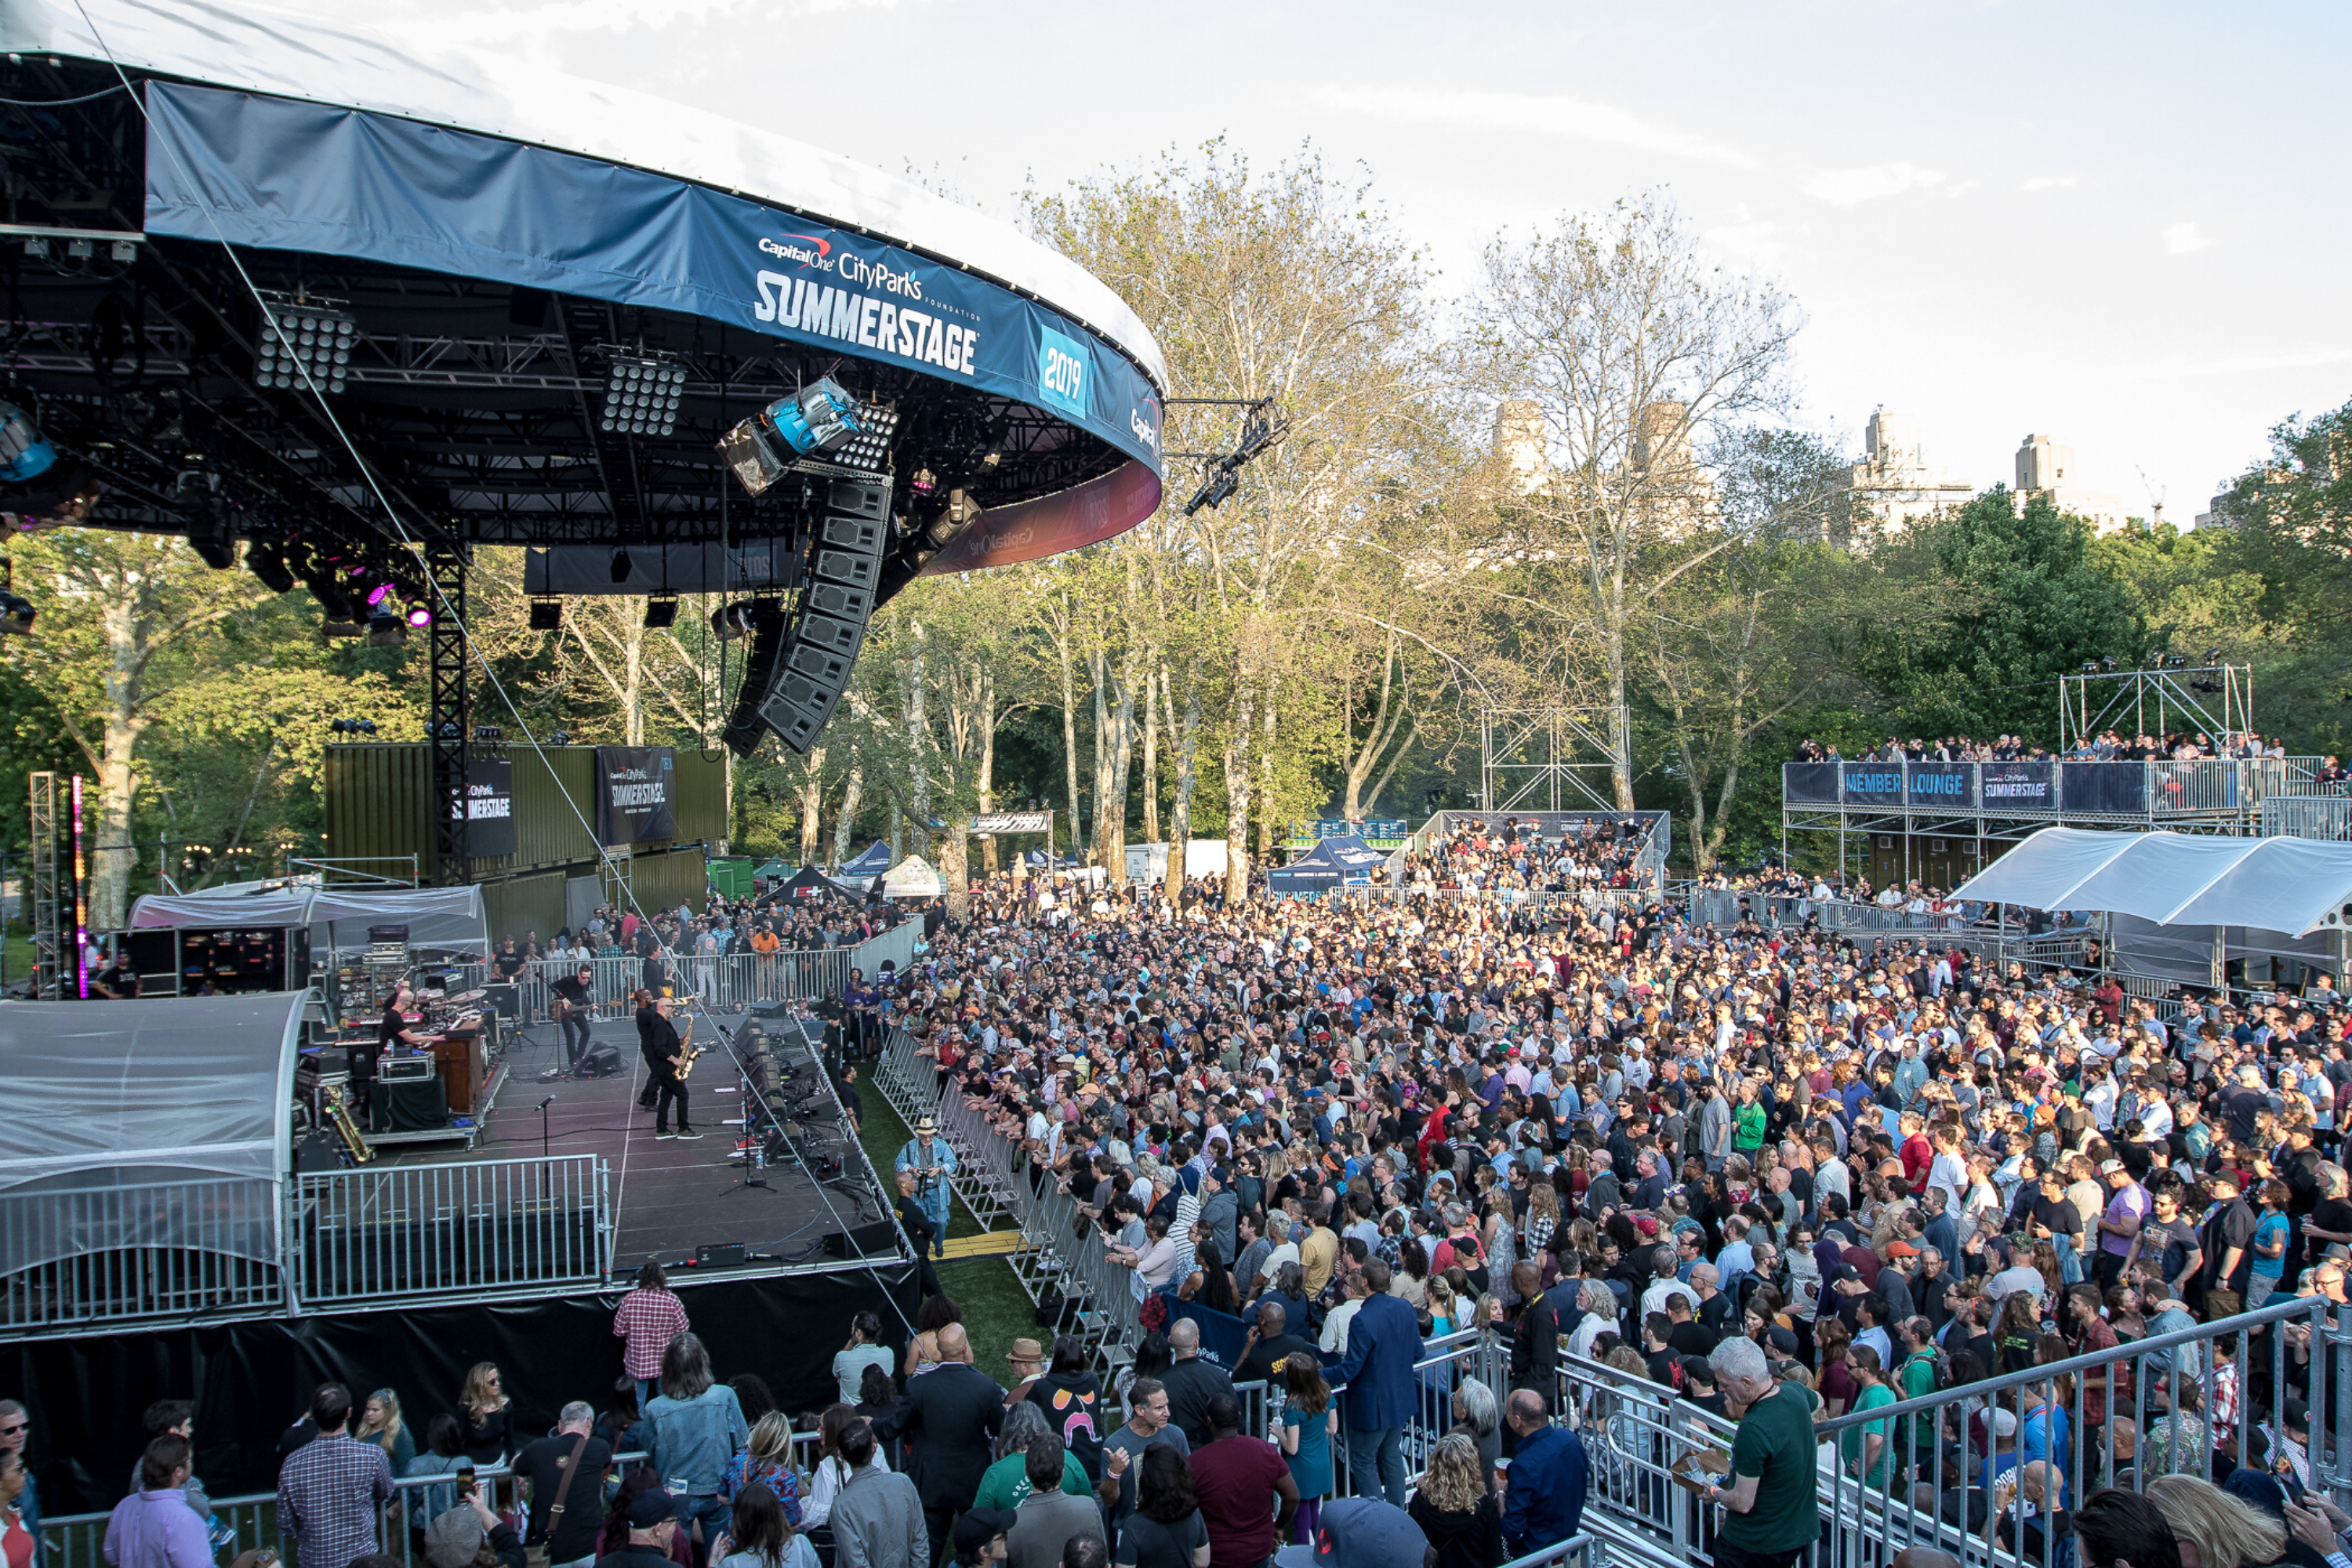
1165;1299;1249;1370
1904;763;1976;808
459;757;517;856
1784;762;1842;804
2062;761;2147;815
595;747;677;846
1840;764;1906;806
1980;761;2055;809
972;811;1053;834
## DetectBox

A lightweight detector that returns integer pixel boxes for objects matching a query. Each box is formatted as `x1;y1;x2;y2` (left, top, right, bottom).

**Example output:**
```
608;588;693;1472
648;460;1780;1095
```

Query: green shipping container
707;858;754;899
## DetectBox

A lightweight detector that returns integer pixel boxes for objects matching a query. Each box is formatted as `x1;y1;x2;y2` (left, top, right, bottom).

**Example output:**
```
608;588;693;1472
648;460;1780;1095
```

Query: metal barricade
0;1177;286;1335
288;1154;611;1308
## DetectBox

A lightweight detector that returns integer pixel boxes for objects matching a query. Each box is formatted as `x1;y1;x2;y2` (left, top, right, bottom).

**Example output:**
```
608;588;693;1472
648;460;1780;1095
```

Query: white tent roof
1952;828;2352;936
130;880;492;955
4;0;1167;393
0;993;305;1275
881;855;943;898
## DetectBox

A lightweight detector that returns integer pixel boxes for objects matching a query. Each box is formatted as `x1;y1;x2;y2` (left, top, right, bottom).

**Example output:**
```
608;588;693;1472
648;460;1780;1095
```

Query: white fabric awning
881;855;943;898
1952;827;2352;936
130;881;491;955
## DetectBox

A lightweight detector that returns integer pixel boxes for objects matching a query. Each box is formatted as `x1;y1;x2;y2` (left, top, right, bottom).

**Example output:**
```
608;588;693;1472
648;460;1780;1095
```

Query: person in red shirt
1897;1112;1934;1196
1186;1394;1295;1568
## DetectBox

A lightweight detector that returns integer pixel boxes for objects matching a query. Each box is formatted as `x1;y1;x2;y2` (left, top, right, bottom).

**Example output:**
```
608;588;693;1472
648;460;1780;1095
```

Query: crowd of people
1795;731;2314;764
1398;817;1659;897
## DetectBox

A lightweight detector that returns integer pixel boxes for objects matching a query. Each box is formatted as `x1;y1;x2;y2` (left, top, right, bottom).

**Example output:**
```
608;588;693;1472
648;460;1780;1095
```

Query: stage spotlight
2204;647;2222;666
2080;660;2099;674
0;401;56;484
365;609;407;648
769;376;861;456
528;598;562;632
1185;468;1239;516
405;604;433;629
549;728;572;745
328;717;379;736
720;377;895;495
2164;653;2187;669
473;725;503;742
0;590;34;636
644;595;679;630
303;568;356;622
188;527;236;571
610;548;632;584
710;602;754;641
601;355;686;438
2100;655;2117;673
255;299;356;395
248;541;297;594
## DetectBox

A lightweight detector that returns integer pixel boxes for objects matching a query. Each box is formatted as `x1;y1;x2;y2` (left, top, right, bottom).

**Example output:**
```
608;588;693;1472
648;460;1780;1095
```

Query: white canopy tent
880;855;944;899
0;993;304;1278
1952;828;2352;937
129;880;492;956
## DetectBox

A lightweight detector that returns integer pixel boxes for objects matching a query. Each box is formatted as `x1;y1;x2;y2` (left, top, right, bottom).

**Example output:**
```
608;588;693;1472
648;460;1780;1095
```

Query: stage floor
374;1011;898;1276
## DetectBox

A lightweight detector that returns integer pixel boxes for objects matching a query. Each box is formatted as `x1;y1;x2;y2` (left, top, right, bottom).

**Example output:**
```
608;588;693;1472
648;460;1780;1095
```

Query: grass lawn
850;1074;1039;1375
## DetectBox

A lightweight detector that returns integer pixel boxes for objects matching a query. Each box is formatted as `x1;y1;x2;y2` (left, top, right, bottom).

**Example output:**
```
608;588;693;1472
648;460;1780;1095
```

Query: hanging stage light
365;608;407;648
0;401;56;484
644;595;680;630
610;548;633;584
601;355;686;438
0;589;32;636
718;376;897;495
710;601;756;641
255;299;357;395
528;598;562;632
248;540;297;594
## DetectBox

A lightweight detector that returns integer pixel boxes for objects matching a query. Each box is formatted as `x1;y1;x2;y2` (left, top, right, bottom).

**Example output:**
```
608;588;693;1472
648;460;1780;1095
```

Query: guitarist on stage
639;994;701;1140
550;964;595;1073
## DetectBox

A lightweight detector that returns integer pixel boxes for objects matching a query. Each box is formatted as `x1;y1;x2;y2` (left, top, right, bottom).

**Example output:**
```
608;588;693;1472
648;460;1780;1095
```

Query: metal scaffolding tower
27;771;60;1000
1479;703;1629;813
2059;660;2252;753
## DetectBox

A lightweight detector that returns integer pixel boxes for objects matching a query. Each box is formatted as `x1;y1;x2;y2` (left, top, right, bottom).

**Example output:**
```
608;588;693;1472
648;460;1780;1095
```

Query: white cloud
2021;175;2078;191
1308;85;1754;167
2164;221;2214;254
1705;205;1807;270
1798;163;1946;206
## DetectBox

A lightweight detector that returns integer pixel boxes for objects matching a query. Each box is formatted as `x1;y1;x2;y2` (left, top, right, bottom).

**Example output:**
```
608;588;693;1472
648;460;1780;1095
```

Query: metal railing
2264;796;2352;840
288;1154;611;1308
1783;757;2327;821
444;920;920;1024
0;1177;287;1334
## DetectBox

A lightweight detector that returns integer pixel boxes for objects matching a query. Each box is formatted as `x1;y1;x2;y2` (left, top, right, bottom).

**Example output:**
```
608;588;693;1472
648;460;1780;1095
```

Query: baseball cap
426;1508;488;1568
1886;1240;1921;1258
625;1490;677;1529
2098;1159;2126;1175
1991;1410;2018;1438
954;1509;1015;1558
1766;1325;1799;1356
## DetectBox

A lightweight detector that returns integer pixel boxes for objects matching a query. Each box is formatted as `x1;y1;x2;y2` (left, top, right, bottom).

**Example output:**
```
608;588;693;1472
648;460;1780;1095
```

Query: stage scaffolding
1479;703;1630;813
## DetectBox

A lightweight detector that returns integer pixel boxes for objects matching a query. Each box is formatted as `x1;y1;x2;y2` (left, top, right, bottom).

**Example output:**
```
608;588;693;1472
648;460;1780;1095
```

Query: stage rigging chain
72;2;918;1336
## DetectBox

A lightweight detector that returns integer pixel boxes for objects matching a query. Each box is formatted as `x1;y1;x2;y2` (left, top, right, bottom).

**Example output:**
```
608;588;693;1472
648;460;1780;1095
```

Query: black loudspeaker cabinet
758;477;891;755
821;1219;900;1259
581;1043;624;1077
293;1131;345;1173
720;599;793;755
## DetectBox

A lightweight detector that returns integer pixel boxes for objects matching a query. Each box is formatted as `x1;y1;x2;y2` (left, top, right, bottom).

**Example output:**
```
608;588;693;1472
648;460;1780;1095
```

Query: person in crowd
1700;1337;1820;1568
871;1323;1006;1557
646;1334;751;1556
1408;1433;1504;1568
2071;1489;2185;1568
275;1384;394;1568
894;1118;956;1257
1004;1438;1105;1568
1157;1322;1232;1453
1098;1380;1187;1543
1021;1337;1105;1482
1498;1389;1585;1557
615;1265;692;1409
457;1364;514;1468
424;1485;526;1568
975;1405;1090;1511
103;1436;210;1568
1111;1446;1207;1568
835;1314;894;1408
707;1483;817;1568
0;1401;35;1548
1326;1258;1423;1508
405;1415;473;1536
595;1486;688;1568
517;1401;615;1568
823;1421;927;1568
719;1415;803;1527
1276;1359;1337;1543
1185;1395;1294;1568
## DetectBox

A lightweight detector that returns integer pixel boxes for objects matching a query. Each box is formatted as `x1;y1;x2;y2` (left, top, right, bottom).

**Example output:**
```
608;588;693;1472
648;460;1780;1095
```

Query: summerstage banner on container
595;747;677;847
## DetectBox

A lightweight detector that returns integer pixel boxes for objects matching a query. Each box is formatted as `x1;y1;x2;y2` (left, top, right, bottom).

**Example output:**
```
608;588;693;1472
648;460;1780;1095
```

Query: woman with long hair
1277;1357;1336;1543
648;1332;751;1546
1813;1319;1857;1419
720;1412;806;1528
800;1405;889;1531
708;1482;816;1568
358;1388;414;1471
1838;1345;1896;1494
1117;1444;1207;1568
1022;1335;1105;1482
906;1294;962;1378
1521;1180;1562;1264
1993;1292;2042;1375
1408;1432;1504;1568
2146;1474;2288;1568
596;1377;646;1457
458;1363;514;1465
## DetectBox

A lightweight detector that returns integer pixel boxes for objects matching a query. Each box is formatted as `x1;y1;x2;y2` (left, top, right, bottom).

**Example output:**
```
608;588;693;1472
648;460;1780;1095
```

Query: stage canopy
1269;834;1386;894
0;993;304;1276
881;855;944;899
1952;828;2352;936
129;881;492;954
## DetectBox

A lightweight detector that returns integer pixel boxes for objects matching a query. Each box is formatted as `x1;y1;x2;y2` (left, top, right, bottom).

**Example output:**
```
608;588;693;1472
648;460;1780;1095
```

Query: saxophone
674;1013;700;1081
324;1084;375;1164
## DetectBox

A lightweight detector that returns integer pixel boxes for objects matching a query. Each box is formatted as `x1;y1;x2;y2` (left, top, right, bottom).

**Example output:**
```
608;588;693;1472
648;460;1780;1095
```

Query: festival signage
1904;764;1976;808
458;757;517;857
2061;760;2148;816
1840;764;1906;806
1784;762;1842;804
595;747;677;846
1980;761;2055;809
973;811;1053;834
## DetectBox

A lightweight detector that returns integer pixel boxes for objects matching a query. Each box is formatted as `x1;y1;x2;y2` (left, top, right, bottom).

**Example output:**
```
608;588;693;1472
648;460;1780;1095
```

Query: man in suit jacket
872;1323;1007;1554
1323;1257;1423;1508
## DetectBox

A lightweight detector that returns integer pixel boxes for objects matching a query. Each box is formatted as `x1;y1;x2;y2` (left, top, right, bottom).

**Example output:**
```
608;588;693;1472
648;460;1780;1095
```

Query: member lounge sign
596;746;677;846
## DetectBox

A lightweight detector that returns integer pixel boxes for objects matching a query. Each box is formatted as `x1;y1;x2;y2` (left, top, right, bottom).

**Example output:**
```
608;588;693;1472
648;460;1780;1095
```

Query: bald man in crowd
873;1322;1007;1554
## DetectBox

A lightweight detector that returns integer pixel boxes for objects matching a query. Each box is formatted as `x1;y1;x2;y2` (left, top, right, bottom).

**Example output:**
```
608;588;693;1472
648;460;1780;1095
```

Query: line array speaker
759;476;891;754
719;599;793;755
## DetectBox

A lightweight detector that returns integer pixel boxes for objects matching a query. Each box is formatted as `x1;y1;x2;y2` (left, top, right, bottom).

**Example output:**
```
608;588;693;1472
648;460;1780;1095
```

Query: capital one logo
1131;393;1160;451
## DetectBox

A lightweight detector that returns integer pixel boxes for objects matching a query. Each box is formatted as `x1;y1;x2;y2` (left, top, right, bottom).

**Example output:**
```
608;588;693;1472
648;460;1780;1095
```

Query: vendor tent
0;993;305;1278
129;880;491;955
880;855;944;898
1952;828;2352;936
753;858;794;881
837;841;891;888
768;864;834;905
1268;834;1386;895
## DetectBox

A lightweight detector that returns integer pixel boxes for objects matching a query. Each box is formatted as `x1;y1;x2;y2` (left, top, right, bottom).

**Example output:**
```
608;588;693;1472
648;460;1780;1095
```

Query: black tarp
768;864;836;905
5;1263;913;1515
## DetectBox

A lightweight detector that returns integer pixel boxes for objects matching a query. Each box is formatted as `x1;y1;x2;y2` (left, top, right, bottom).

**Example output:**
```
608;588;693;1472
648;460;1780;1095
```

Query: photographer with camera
894;1116;956;1259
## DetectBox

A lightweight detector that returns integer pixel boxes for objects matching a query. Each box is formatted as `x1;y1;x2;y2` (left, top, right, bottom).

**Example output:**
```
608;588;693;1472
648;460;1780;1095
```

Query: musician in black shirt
367;983;427;1122
550;964;594;1071
639;995;697;1139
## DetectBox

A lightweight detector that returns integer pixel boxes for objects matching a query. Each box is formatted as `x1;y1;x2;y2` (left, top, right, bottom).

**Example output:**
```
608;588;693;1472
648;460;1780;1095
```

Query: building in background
2014;432;2130;533
1833;406;1977;538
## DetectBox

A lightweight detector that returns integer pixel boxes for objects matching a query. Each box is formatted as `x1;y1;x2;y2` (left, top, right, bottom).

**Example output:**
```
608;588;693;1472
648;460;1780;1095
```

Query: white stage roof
1951;828;2352;937
5;0;1167;392
129;880;491;954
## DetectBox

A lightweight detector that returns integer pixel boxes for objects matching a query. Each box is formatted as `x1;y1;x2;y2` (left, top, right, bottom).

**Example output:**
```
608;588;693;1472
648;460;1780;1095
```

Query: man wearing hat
895;1116;958;1258
426;1486;523;1568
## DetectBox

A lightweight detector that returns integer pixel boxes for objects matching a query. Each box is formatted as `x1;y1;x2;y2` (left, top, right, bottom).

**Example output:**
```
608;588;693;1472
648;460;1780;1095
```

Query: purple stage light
405;604;432;628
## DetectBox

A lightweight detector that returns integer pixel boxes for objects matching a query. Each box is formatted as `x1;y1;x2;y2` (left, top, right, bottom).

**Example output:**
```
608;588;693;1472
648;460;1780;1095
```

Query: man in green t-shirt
1839;1348;1899;1492
1700;1338;1820;1568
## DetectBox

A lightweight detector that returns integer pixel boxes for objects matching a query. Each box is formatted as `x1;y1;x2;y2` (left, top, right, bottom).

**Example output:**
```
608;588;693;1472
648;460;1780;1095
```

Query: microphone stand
537;1095;555;1162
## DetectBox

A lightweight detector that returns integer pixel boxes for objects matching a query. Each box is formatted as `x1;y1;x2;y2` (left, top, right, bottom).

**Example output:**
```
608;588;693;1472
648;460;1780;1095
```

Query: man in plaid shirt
274;1385;390;1568
613;1261;691;1406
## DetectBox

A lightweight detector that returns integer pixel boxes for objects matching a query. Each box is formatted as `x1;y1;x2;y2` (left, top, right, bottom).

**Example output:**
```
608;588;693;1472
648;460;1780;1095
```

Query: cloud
1308;85;1754;167
1705;206;1806;270
392;0;894;45
1798;163;1946;206
2164;221;2213;254
2021;176;2078;191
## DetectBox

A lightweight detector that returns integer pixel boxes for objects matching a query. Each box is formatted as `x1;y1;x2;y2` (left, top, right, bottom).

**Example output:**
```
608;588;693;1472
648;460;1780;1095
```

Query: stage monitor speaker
695;1242;747;1268
294;1131;344;1173
822;1219;899;1259
581;1043;624;1077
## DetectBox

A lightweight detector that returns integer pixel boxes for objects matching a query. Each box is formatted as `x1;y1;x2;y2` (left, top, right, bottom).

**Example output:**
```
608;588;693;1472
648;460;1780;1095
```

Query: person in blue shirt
1499;1388;1587;1555
895;1116;956;1257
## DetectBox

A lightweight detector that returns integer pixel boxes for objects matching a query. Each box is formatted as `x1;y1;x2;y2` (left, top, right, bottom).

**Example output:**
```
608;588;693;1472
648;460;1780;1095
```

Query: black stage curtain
2;1263;915;1515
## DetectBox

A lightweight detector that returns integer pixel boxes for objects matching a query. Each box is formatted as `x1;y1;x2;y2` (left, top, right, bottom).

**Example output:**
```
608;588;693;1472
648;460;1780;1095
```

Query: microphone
537;1096;556;1110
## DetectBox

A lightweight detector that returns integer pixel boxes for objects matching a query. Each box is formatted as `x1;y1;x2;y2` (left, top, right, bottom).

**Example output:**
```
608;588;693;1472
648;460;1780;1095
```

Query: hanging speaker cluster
720;476;891;757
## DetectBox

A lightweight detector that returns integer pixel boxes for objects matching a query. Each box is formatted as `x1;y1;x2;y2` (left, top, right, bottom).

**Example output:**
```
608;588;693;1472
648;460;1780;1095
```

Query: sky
287;0;2352;525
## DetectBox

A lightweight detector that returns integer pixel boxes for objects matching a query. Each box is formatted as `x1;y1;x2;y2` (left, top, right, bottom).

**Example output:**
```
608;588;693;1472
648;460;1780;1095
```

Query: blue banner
1905;764;1976;808
1784;762;1841;804
2062;761;2147;815
141;82;1166;485
1980;761;2054;810
1166;1300;1250;1370
1841;764;1905;805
